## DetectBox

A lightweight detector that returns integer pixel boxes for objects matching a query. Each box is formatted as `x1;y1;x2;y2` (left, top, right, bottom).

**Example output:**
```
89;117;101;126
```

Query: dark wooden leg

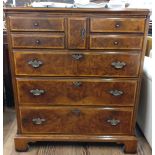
14;137;29;152
124;139;137;154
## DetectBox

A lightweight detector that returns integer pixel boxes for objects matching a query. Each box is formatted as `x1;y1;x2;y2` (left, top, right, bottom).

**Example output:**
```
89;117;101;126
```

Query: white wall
137;57;152;147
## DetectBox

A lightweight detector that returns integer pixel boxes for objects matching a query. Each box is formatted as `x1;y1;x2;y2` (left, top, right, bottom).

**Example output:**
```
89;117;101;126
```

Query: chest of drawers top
6;8;149;50
5;8;150;79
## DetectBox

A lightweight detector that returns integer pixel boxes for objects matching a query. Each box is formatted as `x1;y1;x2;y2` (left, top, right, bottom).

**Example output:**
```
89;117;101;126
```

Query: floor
3;108;152;155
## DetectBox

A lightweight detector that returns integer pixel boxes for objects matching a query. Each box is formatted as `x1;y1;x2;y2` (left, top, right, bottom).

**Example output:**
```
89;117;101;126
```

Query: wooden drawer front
14;51;140;77
68;18;87;49
9;17;64;32
11;33;65;49
90;18;145;33
17;78;137;106
90;35;143;50
20;107;133;134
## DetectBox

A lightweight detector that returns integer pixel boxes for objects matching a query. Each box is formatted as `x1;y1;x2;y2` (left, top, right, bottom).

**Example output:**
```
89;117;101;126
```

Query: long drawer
11;33;65;49
9;16;64;32
20;107;133;134
16;78;137;106
90;18;145;33
13;51;140;77
90;35;143;50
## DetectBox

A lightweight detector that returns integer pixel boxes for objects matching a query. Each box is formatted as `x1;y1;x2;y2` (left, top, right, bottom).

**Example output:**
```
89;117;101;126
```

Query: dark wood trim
14;134;137;153
4;8;150;15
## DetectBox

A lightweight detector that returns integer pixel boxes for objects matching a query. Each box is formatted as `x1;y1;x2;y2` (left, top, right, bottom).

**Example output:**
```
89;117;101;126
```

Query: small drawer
16;78;137;106
90;35;143;50
9;16;64;32
13;51;140;77
11;33;65;49
90;18;145;33
20;107;133;134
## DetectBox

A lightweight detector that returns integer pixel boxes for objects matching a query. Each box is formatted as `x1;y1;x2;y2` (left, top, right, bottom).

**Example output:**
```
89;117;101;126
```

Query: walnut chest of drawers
5;8;150;153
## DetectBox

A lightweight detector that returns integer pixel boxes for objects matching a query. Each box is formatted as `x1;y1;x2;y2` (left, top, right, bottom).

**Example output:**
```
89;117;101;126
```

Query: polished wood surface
68;18;87;49
13;51;141;77
9;16;64;32
11;33;65;49
90;35;143;49
4;7;150;153
4;108;152;155
4;7;150;15
20;107;133;134
90;18;145;33
16;78;137;106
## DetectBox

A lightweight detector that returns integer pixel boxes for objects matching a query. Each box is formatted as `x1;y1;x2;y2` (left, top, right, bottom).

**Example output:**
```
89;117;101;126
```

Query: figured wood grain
11;33;65;49
4;7;150;154
90;35;143;50
9;16;64;32
90;18;145;33
20;107;133;134
13;51;141;77
68;18;87;49
3;108;152;155
16;78;137;106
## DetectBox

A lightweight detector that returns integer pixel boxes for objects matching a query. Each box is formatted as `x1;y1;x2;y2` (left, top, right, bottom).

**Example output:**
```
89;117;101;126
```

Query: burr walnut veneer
4;8;150;153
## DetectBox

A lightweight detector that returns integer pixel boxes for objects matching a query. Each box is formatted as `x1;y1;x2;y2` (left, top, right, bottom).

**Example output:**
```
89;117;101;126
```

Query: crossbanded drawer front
13;51;140;77
90;18;145;33
9;17;64;32
11;33;65;49
16;78;137;106
90;35;143;50
20;107;133;134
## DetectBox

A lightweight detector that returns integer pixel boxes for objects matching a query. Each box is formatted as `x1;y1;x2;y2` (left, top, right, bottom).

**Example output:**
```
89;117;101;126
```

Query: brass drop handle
33;22;39;26
71;109;81;116
30;89;45;96
32;118;46;125
107;119;120;126
81;28;86;40
111;61;126;69
109;90;123;96
28;59;43;68
35;40;40;45
73;81;82;87
72;54;84;60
